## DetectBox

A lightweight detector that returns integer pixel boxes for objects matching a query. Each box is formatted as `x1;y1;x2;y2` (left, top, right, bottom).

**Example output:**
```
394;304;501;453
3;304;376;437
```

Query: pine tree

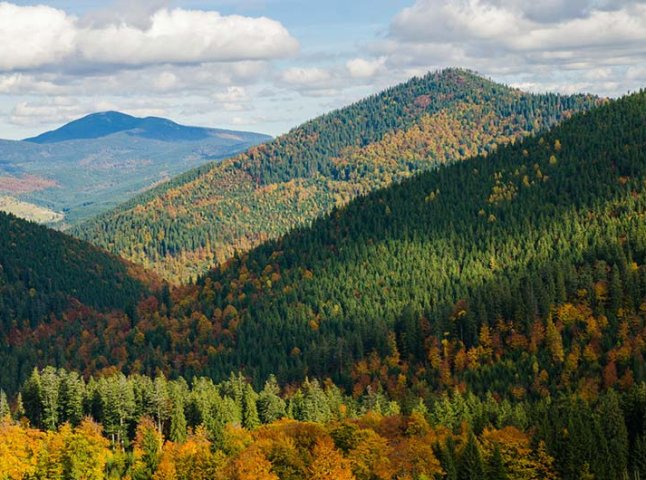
169;399;187;443
633;435;646;479
242;384;260;430
39;366;61;431
438;439;458;480
13;392;25;420
132;417;163;480
598;390;629;478
22;368;42;428
59;370;85;426
151;374;170;433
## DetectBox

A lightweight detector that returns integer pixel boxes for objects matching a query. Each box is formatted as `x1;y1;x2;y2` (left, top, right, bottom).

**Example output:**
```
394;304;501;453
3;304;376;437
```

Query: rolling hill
0;113;270;225
133;89;645;391
74;69;601;282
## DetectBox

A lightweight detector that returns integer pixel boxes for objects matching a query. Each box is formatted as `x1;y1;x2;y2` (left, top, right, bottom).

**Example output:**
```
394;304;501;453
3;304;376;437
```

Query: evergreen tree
598;390;629;478
169;399;187;443
13;392;25;420
39;366;61;430
257;375;286;424
458;432;485;480
633;435;646;480
486;444;507;480
132;417;162;480
59;370;85;426
22;368;42;428
0;390;9;419
242;384;260;430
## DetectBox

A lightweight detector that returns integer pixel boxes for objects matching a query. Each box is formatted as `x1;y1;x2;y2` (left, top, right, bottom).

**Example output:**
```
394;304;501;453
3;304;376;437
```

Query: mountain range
0;112;270;225
0;70;645;480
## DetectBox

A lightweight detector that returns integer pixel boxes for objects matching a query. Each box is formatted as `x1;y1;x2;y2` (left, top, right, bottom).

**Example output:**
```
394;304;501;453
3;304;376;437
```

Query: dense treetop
2;367;645;480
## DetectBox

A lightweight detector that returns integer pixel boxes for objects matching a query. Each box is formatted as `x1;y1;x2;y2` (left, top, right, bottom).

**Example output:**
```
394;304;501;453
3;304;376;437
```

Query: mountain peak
23;111;215;144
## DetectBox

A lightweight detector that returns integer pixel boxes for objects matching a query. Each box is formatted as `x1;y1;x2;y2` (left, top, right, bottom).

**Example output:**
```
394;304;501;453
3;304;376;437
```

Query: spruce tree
242;384;260;430
257;375;286;424
458;432;485;480
0;390;9;419
486;444;507;480
59;370;85;426
598;390;629;478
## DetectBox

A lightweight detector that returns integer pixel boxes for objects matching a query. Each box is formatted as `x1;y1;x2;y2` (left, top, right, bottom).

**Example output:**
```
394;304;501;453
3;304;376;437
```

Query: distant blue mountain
1;112;270;225
23;111;242;144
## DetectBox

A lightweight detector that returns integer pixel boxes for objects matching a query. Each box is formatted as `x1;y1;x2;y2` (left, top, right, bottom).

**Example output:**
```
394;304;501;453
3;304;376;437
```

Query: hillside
0;113;270;225
74;69;601;281
0;211;149;390
150;90;646;391
10;91;645;393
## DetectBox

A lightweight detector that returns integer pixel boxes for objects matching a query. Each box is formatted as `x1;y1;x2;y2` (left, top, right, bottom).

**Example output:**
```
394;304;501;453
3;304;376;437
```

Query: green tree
257;376;286;424
0;390;9;419
458;433;485;480
485;444;507;480
59;370;85;426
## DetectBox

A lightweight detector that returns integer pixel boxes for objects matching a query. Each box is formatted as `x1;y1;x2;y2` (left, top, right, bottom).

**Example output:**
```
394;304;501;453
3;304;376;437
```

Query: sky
1;0;645;139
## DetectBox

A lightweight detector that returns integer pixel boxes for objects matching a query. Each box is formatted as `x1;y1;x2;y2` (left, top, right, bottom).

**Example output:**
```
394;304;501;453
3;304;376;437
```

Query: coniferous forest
1;72;646;480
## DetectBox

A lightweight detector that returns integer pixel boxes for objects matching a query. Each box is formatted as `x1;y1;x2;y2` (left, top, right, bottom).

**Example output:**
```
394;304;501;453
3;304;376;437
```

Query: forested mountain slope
74;69;600;281
0;212;149;387
11;91;645;402
159;90;646;391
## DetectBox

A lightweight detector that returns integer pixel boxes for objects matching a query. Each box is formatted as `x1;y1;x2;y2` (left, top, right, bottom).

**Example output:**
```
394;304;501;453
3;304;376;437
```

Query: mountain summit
23;111;232;144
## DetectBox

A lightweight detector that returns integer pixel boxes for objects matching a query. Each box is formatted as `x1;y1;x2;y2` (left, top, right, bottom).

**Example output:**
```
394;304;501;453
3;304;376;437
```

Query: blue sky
1;0;645;139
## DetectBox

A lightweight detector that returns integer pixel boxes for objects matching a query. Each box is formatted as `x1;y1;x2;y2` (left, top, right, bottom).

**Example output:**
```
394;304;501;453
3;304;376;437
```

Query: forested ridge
74;69;600;281
115;89;645;394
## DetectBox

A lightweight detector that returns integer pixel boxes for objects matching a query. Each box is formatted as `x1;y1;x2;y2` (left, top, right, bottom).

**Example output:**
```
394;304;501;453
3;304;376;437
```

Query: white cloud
0;73;65;95
0;2;298;72
377;0;646;96
77;9;298;66
214;86;249;103
280;67;333;87
346;57;385;78
152;71;178;92
10;97;87;126
391;0;646;55
0;3;76;71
